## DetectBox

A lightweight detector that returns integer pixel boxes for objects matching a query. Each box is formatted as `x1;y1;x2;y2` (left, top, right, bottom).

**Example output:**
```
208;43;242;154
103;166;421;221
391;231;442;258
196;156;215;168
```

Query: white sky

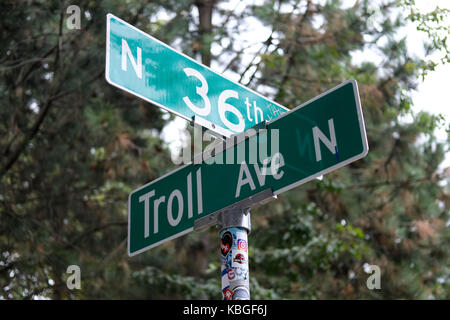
405;0;450;170
162;0;450;171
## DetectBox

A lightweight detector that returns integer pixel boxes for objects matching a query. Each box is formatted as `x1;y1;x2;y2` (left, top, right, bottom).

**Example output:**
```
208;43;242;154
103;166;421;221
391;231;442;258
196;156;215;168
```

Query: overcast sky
404;0;450;170
162;0;450;171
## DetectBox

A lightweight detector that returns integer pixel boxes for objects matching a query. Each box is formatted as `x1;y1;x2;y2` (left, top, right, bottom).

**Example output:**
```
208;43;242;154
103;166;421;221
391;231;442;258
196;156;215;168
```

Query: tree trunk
192;0;216;275
195;0;215;67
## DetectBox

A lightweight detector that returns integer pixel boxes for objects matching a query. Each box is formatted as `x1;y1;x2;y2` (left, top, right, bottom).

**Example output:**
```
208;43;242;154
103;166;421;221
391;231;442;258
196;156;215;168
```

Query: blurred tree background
0;0;448;299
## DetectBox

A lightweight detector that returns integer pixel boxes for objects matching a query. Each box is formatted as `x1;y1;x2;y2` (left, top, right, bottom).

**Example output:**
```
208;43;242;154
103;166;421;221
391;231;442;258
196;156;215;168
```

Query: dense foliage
0;0;448;299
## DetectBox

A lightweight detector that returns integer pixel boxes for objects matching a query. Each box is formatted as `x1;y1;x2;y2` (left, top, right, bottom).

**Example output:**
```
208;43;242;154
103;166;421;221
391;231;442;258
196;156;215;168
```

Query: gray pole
217;208;251;300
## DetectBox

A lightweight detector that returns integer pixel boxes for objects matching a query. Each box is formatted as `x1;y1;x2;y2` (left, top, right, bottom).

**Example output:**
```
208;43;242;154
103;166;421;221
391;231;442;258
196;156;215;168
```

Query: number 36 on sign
106;14;288;137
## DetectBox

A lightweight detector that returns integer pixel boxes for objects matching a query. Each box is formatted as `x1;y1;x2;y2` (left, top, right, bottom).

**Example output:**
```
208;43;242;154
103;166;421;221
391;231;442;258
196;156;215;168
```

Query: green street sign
105;14;288;137
128;80;368;256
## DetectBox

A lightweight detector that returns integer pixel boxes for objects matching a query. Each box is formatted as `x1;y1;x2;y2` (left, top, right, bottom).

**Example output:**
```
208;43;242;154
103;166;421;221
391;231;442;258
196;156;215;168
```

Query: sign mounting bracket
193;188;276;231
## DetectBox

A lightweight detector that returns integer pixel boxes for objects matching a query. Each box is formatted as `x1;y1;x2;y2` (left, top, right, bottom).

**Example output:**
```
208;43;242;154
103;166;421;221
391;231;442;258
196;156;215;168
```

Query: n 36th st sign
128;80;368;256
105;14;288;137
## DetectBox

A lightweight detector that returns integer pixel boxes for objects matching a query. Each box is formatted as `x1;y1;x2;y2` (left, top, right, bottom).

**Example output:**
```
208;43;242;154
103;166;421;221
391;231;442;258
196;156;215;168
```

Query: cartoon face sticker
221;231;233;257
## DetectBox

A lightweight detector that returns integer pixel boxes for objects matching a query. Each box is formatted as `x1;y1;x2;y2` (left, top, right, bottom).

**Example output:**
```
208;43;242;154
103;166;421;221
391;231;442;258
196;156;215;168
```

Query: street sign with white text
105;14;288;137
128;80;368;256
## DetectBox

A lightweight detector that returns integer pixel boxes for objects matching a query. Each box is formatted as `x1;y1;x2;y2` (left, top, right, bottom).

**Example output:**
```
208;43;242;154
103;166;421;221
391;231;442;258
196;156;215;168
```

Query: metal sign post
212;188;277;300
218;208;251;300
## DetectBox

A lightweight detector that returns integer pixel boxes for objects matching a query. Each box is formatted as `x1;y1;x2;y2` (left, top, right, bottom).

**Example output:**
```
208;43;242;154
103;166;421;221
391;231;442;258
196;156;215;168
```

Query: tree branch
275;0;313;101
0;97;54;180
69;221;127;247
0;10;66;181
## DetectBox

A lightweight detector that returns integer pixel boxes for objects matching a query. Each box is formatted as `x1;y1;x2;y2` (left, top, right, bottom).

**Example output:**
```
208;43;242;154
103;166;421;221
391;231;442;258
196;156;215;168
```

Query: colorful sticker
232;251;248;267
221;265;229;294
233;253;246;264
237;239;247;252
220;227;250;289
234;266;248;280
222;287;234;300
220;231;233;258
227;269;236;280
222;250;232;269
221;267;228;281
